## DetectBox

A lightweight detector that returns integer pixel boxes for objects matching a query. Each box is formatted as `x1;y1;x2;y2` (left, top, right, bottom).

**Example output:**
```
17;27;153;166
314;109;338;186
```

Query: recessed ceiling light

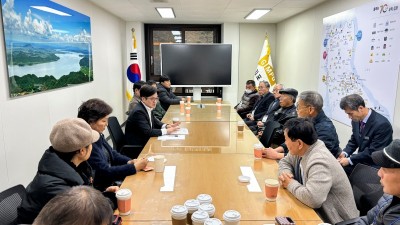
156;7;175;19
245;9;271;20
31;6;71;16
171;31;181;36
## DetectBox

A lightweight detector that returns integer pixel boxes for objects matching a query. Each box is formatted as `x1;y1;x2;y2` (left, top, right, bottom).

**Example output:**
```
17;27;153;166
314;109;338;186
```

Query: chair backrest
349;163;383;216
107;116;125;152
0;184;26;225
259;120;282;148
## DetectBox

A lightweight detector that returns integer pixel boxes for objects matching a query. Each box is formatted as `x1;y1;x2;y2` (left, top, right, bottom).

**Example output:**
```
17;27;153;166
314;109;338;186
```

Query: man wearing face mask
234;80;260;119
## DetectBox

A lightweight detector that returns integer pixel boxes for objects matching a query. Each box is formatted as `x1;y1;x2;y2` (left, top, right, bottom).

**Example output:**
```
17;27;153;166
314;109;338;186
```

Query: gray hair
298;91;323;112
33;186;113;225
259;80;270;88
339;94;365;110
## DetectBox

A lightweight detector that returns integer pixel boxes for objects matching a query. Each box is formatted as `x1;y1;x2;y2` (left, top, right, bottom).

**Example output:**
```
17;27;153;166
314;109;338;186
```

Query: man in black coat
157;75;181;110
244;80;275;127
337;94;393;175
125;85;180;147
263;91;340;160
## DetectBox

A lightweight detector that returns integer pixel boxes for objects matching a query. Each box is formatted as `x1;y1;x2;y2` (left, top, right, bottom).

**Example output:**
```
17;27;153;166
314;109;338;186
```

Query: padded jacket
352;194;400;225
157;83;181;110
17;148;93;224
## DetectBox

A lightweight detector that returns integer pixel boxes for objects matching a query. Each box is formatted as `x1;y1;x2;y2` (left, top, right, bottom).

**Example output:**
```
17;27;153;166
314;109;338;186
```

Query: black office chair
259;120;283;148
107;116;143;159
349;163;383;216
0;184;26;225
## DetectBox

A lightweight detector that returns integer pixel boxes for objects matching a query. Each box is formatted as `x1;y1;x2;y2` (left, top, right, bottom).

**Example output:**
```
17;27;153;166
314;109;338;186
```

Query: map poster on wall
319;0;400;125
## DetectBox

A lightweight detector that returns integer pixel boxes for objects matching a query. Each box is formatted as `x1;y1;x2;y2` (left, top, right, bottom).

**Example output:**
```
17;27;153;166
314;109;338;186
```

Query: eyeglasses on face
146;97;159;101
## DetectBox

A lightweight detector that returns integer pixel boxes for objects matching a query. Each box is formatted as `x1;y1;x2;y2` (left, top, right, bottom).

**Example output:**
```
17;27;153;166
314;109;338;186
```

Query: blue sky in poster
1;0;91;43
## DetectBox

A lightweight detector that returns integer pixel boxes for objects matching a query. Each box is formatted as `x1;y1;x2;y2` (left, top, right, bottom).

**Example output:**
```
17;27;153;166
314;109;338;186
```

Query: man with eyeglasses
263;91;340;159
248;84;284;132
244;81;275;127
125;85;180;147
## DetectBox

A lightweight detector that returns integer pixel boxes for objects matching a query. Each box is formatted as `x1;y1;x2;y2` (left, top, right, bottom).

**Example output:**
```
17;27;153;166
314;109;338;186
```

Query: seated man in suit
157;75;182;110
234;80;260;119
279;118;359;224
248;83;283;132
244;80;274;127
263;91;340;159
337;94;393;175
127;80;146;114
125;85;180;146
339;139;400;225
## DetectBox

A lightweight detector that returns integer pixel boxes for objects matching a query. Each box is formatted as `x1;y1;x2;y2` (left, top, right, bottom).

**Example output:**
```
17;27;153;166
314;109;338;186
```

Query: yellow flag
254;34;276;86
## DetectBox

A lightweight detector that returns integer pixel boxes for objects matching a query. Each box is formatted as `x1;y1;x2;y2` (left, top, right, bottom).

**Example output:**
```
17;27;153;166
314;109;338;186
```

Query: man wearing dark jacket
125;85;180;146
17;118;118;224
263;91;340;160
244;81;274;127
157;75;181;110
337;94;393;175
235;80;260;118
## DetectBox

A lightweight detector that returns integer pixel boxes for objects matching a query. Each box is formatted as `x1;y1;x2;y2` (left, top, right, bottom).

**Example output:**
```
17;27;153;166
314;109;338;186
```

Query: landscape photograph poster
1;0;92;98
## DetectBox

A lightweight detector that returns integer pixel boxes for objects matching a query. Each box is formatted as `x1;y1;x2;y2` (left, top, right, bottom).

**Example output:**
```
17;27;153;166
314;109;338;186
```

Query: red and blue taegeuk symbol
127;63;141;83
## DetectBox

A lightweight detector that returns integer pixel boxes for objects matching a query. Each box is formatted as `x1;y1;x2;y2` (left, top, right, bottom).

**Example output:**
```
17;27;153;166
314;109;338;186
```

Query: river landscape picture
1;0;92;97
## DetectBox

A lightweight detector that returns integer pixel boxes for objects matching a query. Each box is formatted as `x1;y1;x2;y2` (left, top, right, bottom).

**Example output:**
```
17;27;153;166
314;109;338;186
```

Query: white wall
238;24;277;102
275;0;400;147
0;0;126;191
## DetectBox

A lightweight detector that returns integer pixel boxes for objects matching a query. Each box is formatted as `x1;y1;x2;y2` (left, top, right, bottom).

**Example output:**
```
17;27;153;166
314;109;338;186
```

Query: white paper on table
160;166;176;192
157;135;186;141
240;166;262;192
147;156;167;163
170;128;189;135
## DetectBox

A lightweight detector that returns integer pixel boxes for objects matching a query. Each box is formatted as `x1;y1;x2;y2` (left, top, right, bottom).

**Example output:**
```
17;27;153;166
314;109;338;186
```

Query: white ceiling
88;0;328;24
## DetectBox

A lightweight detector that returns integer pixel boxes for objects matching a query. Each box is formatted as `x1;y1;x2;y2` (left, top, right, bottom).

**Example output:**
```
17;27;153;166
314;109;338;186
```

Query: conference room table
119;101;322;224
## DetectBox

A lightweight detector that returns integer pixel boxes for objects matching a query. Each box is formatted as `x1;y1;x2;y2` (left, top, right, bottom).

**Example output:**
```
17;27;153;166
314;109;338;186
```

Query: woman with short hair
78;98;148;191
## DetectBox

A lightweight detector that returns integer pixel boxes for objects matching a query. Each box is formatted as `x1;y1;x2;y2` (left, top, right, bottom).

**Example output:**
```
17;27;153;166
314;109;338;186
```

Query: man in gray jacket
278;118;359;224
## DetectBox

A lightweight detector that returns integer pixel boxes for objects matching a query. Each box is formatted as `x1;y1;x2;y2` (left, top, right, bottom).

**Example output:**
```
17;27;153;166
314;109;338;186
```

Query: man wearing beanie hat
18;118;118;224
339;139;400;225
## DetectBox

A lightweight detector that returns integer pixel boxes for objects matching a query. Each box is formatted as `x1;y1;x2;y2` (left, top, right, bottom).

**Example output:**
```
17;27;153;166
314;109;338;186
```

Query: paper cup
185;107;191;115
116;189;132;215
196;194;212;204
198;203;215;217
204;218;223;225
172;117;180;124
184;199;200;225
154;155;165;172
191;210;209;225
253;143;263;159
223;210;241;225
171;205;188;225
237;121;244;132
265;179;279;201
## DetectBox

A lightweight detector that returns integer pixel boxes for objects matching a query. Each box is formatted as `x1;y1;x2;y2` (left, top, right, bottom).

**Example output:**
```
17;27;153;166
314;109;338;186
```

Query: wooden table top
162;103;240;122
140;121;258;155
119;154;320;222
119;103;322;224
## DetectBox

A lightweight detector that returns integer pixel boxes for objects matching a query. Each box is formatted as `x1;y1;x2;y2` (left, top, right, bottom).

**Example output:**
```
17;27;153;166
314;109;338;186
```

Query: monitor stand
193;87;202;101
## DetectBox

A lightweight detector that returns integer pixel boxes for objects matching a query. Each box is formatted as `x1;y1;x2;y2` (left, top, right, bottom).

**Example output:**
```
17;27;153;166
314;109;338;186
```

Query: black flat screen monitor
161;43;232;86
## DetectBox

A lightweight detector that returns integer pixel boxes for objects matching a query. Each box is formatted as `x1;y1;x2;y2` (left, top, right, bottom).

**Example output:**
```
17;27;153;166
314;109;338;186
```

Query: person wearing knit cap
17;118;118;224
338;139;400;225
